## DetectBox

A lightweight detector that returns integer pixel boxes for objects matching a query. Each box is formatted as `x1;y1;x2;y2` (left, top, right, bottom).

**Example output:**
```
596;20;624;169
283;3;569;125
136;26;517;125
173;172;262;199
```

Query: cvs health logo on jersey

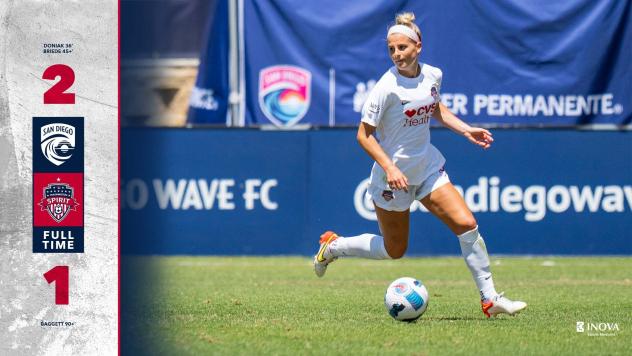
402;100;437;127
258;65;311;127
401;86;439;127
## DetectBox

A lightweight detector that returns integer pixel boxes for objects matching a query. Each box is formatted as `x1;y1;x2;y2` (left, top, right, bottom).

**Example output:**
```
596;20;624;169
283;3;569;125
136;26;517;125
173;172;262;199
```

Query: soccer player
313;12;527;318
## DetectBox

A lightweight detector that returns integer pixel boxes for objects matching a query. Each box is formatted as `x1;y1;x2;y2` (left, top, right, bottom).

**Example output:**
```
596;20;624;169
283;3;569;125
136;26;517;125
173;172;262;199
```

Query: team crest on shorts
38;181;79;223
258;65;311;127
382;190;394;201
40;123;75;166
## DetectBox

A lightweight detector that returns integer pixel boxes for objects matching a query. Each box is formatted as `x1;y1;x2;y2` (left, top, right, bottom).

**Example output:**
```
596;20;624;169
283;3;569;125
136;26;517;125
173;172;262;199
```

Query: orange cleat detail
319;231;338;244
313;231;340;277
316;231;339;263
481;300;493;318
481;293;527;317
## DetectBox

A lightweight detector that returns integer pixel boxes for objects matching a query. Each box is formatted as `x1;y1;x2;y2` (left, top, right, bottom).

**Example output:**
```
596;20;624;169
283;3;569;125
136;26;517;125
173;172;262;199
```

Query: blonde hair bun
394;12;421;42
395;12;416;26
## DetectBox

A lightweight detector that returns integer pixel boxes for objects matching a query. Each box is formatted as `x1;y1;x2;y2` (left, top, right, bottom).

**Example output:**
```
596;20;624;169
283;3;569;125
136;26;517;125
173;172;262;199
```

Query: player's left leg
420;182;526;317
419;183;496;297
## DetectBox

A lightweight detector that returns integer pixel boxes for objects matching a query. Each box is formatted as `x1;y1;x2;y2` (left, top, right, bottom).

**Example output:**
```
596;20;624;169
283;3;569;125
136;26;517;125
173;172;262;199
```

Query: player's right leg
313;202;410;277
371;204;410;259
313;231;341;277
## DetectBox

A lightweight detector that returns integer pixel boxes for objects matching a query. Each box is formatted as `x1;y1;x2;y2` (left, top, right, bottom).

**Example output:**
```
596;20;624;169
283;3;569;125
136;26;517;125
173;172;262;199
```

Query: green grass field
125;257;631;355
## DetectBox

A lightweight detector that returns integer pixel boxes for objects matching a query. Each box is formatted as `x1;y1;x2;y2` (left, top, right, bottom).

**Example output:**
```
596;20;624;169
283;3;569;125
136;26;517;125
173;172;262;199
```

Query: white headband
387;24;420;43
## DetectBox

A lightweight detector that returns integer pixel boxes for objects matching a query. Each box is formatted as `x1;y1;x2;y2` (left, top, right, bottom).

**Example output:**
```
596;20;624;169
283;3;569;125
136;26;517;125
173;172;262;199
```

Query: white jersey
361;63;446;189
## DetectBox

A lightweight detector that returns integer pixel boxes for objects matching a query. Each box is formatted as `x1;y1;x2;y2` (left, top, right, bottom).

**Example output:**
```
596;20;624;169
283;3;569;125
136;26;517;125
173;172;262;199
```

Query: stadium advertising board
121;128;632;255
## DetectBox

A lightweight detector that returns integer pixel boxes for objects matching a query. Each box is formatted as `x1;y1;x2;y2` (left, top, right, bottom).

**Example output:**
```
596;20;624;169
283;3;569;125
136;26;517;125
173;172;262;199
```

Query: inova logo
577;321;620;336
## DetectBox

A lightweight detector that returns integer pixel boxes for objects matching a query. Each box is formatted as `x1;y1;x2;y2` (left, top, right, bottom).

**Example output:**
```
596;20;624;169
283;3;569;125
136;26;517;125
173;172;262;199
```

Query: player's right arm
357;78;408;191
357;122;408;191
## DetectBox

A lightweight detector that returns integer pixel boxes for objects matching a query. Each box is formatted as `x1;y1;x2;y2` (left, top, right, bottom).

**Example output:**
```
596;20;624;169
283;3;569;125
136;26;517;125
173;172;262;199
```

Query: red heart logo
405;109;416;118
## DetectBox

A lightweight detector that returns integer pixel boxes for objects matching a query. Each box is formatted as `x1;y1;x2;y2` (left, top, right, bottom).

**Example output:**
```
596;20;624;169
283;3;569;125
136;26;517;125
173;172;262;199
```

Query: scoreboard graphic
33;118;84;253
0;1;117;354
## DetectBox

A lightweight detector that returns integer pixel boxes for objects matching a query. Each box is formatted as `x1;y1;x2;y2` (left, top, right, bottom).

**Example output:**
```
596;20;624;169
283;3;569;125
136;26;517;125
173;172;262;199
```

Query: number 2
43;64;75;104
44;266;69;305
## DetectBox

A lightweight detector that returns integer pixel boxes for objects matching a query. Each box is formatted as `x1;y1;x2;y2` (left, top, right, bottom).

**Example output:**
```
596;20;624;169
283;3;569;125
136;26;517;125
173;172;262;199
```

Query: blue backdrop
121;128;632;255
189;0;632;127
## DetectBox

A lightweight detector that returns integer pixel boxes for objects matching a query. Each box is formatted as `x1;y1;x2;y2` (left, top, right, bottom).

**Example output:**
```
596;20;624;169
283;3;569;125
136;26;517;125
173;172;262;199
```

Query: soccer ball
384;277;429;321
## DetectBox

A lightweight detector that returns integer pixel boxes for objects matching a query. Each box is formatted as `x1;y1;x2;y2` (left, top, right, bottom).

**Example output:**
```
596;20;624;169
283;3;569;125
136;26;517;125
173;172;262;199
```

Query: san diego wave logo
258;65;311;127
41;123;75;166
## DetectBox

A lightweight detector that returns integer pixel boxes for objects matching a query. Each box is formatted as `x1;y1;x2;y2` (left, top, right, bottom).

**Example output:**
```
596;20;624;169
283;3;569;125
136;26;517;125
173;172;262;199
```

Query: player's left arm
432;102;493;149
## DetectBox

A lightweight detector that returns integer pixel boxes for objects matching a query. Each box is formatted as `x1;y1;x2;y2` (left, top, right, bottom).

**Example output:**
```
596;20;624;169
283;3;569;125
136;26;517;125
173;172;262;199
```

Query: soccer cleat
481;292;527;317
313;231;339;278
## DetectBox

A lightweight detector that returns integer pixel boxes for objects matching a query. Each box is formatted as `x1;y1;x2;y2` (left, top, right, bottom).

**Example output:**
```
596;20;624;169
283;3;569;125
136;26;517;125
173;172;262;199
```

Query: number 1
44;266;69;305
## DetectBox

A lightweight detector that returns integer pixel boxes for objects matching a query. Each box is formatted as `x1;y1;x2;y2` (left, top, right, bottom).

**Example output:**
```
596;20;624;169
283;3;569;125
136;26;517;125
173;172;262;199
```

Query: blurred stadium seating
121;0;211;126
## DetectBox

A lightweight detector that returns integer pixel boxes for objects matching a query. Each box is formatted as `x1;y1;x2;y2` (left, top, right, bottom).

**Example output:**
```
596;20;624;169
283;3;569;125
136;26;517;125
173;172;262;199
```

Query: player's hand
385;165;409;192
464;127;493;149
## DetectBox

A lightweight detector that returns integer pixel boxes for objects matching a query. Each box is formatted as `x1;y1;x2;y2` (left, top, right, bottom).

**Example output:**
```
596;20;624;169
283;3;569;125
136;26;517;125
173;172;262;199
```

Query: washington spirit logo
431;85;439;100
38;179;79;223
41;123;75;166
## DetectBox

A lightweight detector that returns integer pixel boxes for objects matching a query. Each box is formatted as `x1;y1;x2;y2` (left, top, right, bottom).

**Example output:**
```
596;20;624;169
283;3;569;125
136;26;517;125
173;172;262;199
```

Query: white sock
458;226;498;301
328;233;391;260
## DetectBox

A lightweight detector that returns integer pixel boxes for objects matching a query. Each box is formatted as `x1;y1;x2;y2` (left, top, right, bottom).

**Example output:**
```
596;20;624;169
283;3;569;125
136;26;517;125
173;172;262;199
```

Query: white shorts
367;168;450;212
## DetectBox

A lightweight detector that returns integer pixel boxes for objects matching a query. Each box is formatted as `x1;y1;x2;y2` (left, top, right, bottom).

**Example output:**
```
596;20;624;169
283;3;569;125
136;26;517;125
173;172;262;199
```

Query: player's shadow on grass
426;316;497;321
